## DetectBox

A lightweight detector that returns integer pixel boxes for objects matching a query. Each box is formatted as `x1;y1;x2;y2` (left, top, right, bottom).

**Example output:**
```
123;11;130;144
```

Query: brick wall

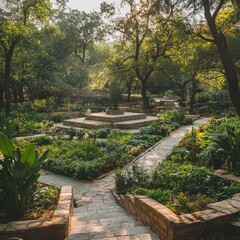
113;191;240;240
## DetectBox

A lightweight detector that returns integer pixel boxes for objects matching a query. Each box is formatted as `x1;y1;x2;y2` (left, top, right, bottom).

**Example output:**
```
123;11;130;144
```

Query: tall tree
102;0;178;109
181;0;240;115
0;0;67;116
60;10;105;65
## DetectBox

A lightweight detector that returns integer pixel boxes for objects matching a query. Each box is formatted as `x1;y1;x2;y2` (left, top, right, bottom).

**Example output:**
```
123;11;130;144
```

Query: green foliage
115;164;150;194
95;128;110;138
108;80;123;109
0;132;49;218
201;126;240;172
195;90;232;114
161;108;193;125
118;162;240;214
29;136;53;146
26;185;60;219
0;112;18;137
171;117;240;173
33;186;59;211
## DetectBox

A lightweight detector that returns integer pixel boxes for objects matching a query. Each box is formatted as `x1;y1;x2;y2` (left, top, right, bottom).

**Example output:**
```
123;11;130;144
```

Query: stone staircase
57;112;159;130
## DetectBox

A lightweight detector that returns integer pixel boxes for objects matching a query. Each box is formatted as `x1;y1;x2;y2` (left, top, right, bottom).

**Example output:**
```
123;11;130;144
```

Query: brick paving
39;118;209;240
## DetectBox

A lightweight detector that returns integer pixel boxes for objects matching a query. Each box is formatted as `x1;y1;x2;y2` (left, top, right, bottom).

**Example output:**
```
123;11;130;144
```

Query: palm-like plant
108;80;123;109
0;133;49;218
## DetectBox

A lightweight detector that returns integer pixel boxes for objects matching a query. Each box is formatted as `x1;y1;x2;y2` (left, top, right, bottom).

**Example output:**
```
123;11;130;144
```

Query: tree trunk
4;42;16;117
126;80;133;102
12;82;18;103
141;79;149;109
17;82;24;103
4;55;12;117
179;87;185;107
0;79;4;112
127;85;131;102
189;79;198;114
203;0;240;115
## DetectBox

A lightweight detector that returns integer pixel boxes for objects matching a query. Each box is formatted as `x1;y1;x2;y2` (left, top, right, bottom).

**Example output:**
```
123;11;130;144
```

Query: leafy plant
0;132;49;218
202;127;240;172
115;164;150;194
161;108;193;125
108;80;123;109
119;161;240;214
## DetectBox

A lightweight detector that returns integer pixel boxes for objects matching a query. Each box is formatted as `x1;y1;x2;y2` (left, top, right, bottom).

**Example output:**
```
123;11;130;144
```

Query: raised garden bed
113;187;240;240
0;186;73;240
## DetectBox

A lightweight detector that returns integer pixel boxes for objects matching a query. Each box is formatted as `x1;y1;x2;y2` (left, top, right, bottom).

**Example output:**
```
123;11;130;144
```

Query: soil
0;209;54;224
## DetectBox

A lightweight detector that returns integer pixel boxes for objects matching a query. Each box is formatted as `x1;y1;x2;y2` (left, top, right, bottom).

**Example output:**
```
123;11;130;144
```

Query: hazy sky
67;0;115;12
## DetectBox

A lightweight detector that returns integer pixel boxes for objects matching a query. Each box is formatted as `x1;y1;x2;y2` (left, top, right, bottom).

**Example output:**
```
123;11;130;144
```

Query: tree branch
213;0;225;20
196;33;215;43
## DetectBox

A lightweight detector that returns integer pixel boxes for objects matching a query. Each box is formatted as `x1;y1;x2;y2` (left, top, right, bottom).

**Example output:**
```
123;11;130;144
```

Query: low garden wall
113;189;240;240
0;186;73;240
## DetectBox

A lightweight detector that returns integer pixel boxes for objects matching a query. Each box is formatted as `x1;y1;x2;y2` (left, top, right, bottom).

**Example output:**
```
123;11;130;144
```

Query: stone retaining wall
0;185;73;240
113;191;240;240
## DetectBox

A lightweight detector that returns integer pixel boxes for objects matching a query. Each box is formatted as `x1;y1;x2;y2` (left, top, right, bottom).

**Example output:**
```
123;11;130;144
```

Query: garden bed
0;186;73;240
113;190;240;240
113;116;240;239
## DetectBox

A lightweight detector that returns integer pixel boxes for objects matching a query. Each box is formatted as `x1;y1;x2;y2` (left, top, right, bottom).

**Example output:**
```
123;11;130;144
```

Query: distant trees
0;2;106;115
102;0;177;109
0;0;58;116
0;0;240;116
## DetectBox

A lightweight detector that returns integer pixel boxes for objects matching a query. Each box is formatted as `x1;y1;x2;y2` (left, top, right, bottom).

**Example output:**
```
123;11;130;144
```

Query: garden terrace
60;111;159;129
39;117;207;239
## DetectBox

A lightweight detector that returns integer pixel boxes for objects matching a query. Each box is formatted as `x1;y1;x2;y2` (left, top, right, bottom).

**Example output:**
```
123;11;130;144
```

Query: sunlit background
67;0;115;12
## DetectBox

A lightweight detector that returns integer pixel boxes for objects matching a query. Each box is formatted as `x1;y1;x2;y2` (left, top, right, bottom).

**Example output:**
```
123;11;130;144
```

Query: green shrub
115;164;150;194
95;128;110;138
26;185;60;219
161;108;193;125
0;113;18;137
119;161;240;214
30;136;53;146
0;132;49;218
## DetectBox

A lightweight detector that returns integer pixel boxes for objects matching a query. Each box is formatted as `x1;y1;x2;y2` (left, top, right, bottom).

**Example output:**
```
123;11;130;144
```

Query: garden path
39;117;209;240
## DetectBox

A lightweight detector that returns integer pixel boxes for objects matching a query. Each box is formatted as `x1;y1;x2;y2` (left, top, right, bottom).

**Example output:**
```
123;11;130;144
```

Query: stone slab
114;116;159;129
63;118;112;129
85;112;147;123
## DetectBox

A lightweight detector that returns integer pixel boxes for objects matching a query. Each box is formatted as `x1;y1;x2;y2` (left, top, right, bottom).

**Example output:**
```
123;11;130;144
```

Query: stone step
114;116;159;130
63;118;112;129
85;112;147;123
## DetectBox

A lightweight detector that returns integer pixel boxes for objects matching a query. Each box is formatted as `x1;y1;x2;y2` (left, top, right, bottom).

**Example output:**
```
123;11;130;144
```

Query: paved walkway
39;118;209;240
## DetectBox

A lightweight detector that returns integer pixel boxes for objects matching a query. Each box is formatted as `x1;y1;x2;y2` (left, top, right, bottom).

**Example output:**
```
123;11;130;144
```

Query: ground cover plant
18;123;169;180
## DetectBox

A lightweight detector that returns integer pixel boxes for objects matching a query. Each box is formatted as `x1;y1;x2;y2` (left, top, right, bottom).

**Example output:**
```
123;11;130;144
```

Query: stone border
113;191;240;240
0;185;73;240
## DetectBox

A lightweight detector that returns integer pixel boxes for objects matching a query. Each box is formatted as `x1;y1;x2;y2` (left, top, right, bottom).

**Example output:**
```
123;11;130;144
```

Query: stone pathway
39;118;209;240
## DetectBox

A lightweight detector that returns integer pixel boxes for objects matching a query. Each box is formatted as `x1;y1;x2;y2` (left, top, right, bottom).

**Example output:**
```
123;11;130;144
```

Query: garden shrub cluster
35;127;164;180
115;116;240;214
0;99;107;137
16;117;182;181
169;117;240;173
194;90;232;115
115;162;240;214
